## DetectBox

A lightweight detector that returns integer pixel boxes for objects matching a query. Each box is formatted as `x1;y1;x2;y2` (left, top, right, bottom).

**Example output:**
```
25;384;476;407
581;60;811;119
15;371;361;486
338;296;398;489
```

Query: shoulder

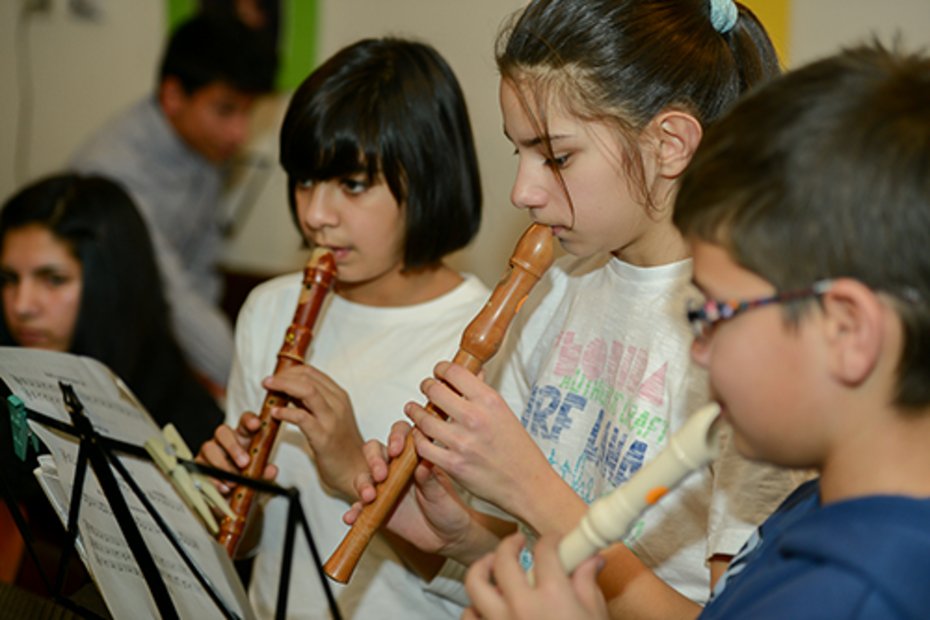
518;253;608;314
374;273;489;325
707;569;904;620
238;272;304;318
450;273;491;305
234;272;305;335
71;98;160;164
716;486;930;620
779;492;930;614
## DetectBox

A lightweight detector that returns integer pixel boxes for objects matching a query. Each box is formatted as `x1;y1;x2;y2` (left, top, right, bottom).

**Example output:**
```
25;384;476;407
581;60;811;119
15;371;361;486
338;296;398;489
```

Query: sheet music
34;455;89;564
0;347;254;619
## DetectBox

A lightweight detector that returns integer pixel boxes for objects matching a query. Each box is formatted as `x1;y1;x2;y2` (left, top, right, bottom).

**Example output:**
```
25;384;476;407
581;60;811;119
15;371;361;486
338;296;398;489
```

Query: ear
820;279;886;386
158;76;187;119
650;110;703;179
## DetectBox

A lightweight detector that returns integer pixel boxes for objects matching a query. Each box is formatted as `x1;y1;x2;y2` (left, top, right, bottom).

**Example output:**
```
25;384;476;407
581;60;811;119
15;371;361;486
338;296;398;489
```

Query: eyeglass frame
686;279;834;341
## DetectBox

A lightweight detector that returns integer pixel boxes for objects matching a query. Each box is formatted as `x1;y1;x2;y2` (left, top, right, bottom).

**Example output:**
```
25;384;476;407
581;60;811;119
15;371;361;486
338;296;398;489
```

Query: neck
612;179;689;266
612;216;689;267
819;403;930;504
336;263;462;307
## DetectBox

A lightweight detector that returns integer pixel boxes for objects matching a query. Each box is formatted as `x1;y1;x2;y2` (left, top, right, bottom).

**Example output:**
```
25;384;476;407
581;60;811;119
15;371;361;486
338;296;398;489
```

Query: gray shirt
71;96;233;386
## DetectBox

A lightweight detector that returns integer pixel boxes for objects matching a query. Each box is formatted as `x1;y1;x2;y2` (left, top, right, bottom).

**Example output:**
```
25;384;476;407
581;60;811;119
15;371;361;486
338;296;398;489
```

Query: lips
528;218;561;234
12;328;48;347
316;245;351;261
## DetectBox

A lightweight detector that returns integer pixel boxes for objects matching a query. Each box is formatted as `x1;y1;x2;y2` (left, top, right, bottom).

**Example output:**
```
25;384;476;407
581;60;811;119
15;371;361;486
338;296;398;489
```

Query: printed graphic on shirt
517;330;676;570
521;329;672;509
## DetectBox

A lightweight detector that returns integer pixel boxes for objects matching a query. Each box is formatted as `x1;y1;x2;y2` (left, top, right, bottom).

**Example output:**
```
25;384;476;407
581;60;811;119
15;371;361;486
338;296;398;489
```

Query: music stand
1;380;342;620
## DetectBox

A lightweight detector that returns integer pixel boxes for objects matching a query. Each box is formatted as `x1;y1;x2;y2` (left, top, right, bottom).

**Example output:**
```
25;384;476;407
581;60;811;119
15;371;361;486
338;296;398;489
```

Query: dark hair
0;174;223;445
674;43;930;408
279;37;482;269
496;0;779;209
159;13;277;95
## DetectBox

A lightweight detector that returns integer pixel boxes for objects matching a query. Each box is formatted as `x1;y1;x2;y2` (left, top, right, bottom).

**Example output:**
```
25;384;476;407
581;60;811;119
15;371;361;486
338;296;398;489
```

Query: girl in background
197;38;489;618
0;173;224;446
0;173;223;597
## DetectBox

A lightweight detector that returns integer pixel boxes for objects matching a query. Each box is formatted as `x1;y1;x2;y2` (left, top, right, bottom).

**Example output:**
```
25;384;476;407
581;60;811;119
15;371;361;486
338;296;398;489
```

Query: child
0;173;224;447
464;42;930;620
196;38;489;618
71;14;277;393
352;0;808;615
0;173;224;596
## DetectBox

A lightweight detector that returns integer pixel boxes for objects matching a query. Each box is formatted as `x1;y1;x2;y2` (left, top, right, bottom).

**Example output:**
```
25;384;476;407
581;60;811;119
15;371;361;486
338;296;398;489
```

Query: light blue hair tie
709;0;738;34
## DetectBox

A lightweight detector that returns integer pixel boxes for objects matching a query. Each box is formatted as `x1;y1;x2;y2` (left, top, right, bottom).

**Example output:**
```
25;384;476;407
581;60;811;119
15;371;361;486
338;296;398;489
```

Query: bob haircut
674;43;930;409
279;37;482;269
0;173;222;445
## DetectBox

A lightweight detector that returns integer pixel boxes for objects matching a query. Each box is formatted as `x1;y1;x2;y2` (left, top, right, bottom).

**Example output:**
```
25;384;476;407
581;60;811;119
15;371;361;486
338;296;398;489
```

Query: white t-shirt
490;254;807;604
226;271;490;619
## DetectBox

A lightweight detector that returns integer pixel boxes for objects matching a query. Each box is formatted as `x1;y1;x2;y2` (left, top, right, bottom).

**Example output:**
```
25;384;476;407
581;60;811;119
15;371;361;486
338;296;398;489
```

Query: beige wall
1;0;929;285
790;0;930;68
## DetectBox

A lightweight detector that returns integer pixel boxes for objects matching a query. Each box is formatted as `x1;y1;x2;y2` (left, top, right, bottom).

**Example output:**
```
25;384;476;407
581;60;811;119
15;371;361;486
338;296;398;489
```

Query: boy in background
72;14;276;393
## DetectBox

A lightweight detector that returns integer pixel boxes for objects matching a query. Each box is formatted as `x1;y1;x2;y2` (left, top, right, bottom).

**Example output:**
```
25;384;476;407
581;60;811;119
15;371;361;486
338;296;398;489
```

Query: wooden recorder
323;223;556;583
216;248;337;557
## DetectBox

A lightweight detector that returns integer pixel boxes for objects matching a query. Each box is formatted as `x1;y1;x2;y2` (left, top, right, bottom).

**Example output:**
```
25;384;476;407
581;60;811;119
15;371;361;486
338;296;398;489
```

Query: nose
9;279;39;319
227;112;251;150
510;160;548;211
299;183;339;231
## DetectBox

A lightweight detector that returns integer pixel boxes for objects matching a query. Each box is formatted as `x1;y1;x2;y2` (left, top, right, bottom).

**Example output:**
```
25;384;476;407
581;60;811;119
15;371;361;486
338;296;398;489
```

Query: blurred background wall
1;0;928;290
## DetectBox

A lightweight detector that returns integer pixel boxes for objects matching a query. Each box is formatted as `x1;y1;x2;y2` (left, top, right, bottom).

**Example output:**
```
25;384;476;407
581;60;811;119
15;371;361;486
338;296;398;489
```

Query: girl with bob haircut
351;1;809;617
197;37;488;618
280;36;482;268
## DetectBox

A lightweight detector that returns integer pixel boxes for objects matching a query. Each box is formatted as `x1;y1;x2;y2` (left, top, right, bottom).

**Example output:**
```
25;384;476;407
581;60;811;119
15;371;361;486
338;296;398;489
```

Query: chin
557;238;597;259
730;433;763;461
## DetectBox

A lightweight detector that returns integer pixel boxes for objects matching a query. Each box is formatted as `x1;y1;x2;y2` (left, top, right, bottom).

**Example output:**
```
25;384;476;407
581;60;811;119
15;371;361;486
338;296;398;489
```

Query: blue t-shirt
700;479;930;619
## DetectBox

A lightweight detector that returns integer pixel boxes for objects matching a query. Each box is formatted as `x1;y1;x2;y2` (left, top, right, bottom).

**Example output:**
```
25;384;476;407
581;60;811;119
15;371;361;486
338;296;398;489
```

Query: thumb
571;554;607;614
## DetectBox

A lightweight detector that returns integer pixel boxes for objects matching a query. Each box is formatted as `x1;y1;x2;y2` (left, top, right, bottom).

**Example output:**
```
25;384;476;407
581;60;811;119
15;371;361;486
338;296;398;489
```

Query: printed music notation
0;347;254;620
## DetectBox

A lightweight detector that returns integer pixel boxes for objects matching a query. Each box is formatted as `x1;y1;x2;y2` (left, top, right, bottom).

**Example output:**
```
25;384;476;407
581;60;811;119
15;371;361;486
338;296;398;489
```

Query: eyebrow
502;128;573;148
34;265;72;277
0;265;73;278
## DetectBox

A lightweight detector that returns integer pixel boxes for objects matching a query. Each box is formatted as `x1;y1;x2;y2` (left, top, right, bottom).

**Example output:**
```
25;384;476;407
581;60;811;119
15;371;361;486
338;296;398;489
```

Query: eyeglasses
686;279;833;341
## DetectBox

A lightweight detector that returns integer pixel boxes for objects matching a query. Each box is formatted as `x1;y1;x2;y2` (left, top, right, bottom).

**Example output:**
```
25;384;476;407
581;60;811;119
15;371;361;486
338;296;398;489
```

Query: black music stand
1;381;342;620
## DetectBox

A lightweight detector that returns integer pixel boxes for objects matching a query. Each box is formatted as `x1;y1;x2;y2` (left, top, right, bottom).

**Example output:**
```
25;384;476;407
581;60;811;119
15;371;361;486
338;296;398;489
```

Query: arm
71;114;235;388
596;543;703;620
260;364;367;500
405;361;590;536
151;227;234;389
410;363;730;618
347;422;515;568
